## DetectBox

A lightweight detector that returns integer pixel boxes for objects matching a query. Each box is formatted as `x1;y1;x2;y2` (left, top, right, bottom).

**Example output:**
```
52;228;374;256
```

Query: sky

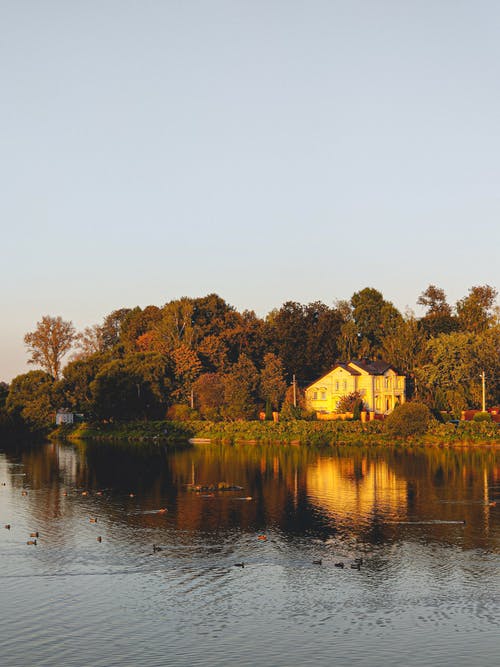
1;0;499;382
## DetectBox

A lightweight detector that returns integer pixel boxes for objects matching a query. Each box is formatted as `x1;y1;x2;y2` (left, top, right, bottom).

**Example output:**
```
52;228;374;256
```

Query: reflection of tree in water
3;440;499;549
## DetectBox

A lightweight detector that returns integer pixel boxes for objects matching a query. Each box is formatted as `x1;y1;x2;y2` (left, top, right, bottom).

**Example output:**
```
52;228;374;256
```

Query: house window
313;391;318;400
343;380;347;390
384;377;390;389
321;392;326;400
335;381;339;391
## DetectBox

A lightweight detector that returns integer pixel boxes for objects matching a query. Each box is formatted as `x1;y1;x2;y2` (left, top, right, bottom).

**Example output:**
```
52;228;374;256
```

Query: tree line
1;285;499;434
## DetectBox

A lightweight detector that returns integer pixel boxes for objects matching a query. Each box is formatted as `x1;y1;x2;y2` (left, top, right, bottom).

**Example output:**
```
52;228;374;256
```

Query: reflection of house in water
306;457;407;520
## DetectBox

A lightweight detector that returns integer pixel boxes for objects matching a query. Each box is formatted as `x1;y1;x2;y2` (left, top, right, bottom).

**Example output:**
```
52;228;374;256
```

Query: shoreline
49;419;500;448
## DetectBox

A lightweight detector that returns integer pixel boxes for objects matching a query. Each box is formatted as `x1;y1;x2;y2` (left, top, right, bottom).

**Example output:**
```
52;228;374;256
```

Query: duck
96;536;102;543
27;539;37;546
89;518;98;523
354;557;363;565
21;491;28;496
334;562;344;568
30;532;39;538
153;544;162;552
312;559;322;565
234;562;245;568
257;535;267;541
350;562;361;570
4;524;10;530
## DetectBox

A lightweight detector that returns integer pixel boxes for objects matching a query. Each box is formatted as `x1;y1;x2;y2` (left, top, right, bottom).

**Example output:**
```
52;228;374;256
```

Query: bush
384;402;433;437
166;404;199;421
473;411;492;422
336;391;364;414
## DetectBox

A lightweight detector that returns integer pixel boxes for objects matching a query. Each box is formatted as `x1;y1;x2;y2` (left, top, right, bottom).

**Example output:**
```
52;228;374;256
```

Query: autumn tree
24;316;76;380
192;373;225;419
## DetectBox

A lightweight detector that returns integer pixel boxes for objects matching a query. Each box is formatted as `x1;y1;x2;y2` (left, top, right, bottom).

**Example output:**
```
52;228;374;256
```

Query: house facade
305;360;406;417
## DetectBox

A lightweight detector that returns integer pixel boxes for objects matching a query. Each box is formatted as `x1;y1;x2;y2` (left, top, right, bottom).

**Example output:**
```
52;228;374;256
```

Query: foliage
384;402;433;437
335;391;364;414
259;353;287;411
456;285;498;333
6;370;55;431
472;411;492;422
90;353;173;421
192;373;225;419
24;315;76;380
222;354;259;420
166;404;199;421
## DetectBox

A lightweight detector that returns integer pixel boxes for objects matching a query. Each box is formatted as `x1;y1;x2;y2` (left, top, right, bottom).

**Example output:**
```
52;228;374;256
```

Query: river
0;440;498;666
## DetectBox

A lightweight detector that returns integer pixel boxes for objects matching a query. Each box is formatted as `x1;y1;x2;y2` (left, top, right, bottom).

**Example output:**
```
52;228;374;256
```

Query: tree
259;353;287;411
24;316;76;380
350;288;402;356
74;324;107;359
417;285;452;317
418;285;458;336
90;353;173;421
381;313;427;397
6;371;55;431
222;354;259;420
171;344;202;403
456;285;498;333
192;373;225;419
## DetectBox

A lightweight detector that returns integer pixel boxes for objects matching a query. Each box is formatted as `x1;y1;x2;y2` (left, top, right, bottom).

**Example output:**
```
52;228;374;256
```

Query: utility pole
292;374;297;408
481;371;486;413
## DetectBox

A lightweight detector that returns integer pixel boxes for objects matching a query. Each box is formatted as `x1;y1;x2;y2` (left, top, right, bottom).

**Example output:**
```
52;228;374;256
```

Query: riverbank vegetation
52;416;500;447
1;285;499;443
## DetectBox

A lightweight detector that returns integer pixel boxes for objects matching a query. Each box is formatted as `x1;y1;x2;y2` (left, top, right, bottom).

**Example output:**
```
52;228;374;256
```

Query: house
55;409;84;425
305;360;406;418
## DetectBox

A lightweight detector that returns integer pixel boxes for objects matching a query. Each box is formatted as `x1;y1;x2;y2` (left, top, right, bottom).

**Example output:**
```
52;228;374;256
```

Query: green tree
350;288;402;356
24;316;76;380
6;371;55;431
222;354;259;420
90;353;173;421
456;285;498;333
381;313;427;397
259;353;287;411
418;284;458;336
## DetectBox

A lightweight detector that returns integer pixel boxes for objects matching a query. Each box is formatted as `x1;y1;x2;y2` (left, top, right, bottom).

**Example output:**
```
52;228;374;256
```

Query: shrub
473;411;492;422
384;402;433;437
336;391;364;414
166;404;199;421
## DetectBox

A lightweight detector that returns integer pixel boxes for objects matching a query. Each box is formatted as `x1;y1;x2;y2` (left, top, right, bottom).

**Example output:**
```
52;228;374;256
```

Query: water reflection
2;440;498;549
1;440;499;667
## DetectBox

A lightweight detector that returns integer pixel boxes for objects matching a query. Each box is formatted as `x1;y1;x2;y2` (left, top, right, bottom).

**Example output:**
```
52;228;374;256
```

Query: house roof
306;359;400;389
348;359;396;375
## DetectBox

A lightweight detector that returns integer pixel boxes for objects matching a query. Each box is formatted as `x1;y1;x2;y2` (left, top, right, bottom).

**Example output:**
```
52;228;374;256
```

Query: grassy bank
51;418;500;446
51;420;196;444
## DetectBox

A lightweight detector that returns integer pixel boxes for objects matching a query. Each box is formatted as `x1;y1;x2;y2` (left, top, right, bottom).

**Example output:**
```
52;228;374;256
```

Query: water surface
1;440;498;666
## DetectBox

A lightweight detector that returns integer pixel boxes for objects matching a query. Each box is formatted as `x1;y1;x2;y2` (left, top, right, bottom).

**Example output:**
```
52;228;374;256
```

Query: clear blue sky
1;0;499;382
